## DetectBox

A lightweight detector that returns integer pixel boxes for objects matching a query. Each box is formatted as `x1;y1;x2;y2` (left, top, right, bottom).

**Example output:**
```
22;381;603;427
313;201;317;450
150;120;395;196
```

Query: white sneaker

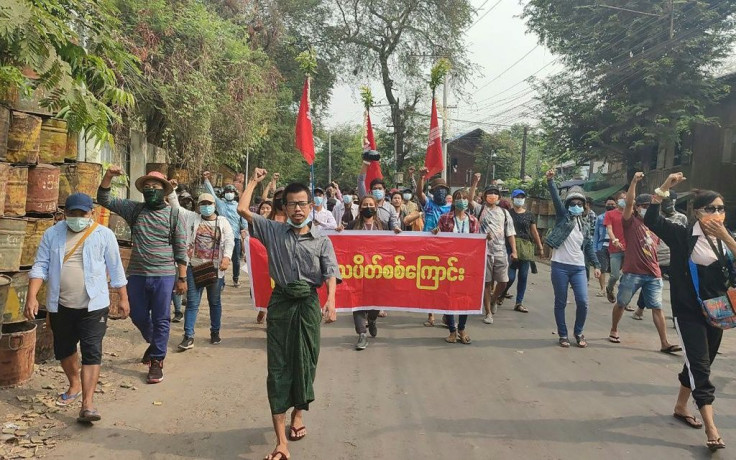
491;302;498;314
483;314;494;324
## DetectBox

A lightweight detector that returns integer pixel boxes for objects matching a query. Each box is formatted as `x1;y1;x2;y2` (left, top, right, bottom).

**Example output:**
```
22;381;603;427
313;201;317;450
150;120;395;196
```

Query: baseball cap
198;193;215;204
65;193;94;212
511;189;526;198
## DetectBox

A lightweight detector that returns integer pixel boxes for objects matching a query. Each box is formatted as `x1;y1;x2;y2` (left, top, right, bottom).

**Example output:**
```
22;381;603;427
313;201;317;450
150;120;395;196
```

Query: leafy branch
295;48;318;77
360;85;373;109
429;58;451;92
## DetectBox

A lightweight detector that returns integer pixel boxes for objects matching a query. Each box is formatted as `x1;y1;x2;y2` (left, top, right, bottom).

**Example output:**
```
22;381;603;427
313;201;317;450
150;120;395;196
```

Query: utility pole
394;97;399;183
245;147;249;183
441;74;449;183
520;125;528;180
669;0;674;40
328;132;332;183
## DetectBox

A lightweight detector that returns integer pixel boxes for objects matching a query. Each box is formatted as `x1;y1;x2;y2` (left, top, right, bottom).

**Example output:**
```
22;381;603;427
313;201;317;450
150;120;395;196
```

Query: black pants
353;310;379;334
675;317;723;408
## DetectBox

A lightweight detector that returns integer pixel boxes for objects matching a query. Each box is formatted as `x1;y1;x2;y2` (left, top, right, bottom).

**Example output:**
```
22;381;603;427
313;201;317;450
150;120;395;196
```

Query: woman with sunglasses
644;173;734;452
345;195;384;350
544;170;601;348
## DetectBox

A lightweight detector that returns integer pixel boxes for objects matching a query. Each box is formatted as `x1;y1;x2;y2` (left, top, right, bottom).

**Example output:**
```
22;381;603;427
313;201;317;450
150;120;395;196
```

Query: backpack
129;203;180;245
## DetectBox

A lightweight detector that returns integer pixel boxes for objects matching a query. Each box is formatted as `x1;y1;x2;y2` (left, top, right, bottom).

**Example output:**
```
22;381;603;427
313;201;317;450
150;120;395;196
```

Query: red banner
245;232;487;314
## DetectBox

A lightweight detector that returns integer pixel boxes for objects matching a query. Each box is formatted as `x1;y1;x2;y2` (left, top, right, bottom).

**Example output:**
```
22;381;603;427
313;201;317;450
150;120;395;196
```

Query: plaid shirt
437;211;480;233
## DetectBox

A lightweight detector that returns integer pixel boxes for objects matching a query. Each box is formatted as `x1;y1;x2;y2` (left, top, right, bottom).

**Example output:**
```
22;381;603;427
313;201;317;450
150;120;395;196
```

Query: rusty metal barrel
0;218;25;272
4;166;28;217
6;111;41;164
38;118;68;164
33;310;53;364
120;244;132;270
2;271;29;324
20;217;54;267
58;162;102;204
0;275;11;329
26;164;60;214
65;132;78;162
0;163;10;217
108;212;131;243
0;321;37;387
0;106;9;162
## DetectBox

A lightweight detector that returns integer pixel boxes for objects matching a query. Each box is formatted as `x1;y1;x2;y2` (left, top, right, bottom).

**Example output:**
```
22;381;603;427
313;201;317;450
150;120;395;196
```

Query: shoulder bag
689;237;736;329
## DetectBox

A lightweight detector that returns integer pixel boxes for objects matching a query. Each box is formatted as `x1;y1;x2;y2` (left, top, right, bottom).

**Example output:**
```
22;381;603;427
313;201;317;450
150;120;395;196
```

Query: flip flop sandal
707;437;726;452
459;334;472;345
289;425;306;441
608;335;621;344
632;314;644;320
77;409;101;423
264;450;290;460
56;391;82;407
514;304;529;313
673;412;703;429
575;334;587;348
559;338;571;348
660;345;682;354
423;320;435;327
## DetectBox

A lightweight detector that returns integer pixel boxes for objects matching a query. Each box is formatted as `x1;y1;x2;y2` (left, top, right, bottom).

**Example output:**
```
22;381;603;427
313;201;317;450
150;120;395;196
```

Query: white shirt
691;222;726;266
312;207;337;230
59;230;90;309
551;220;585;267
452;216;470;234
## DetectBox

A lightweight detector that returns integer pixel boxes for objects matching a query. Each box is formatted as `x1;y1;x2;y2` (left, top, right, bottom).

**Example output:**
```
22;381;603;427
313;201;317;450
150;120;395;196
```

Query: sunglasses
700;205;726;214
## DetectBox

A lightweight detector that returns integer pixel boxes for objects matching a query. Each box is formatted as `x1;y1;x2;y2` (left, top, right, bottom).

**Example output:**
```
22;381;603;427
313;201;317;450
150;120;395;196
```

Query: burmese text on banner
245;231;487;314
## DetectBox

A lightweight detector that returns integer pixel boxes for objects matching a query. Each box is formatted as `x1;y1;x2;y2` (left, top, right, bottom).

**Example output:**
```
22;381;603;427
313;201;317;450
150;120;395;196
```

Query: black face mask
605;205;616;211
433;188;448;205
143;189;166;209
360;207;376;218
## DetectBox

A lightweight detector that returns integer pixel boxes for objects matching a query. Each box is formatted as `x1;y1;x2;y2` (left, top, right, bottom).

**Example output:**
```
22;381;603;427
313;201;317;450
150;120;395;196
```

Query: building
446;128;486;189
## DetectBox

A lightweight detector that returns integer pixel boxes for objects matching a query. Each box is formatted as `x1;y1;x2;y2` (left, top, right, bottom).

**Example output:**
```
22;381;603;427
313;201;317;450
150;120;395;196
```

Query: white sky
324;0;562;137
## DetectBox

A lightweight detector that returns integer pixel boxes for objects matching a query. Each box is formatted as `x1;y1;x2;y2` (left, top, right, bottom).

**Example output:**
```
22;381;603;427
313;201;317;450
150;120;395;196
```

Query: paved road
47;264;735;459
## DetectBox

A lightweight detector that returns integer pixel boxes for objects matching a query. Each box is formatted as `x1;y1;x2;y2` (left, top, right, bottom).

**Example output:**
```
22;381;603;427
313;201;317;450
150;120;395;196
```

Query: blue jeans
507;260;531;304
550;262;589;338
172;293;183;314
617;273;663;309
184;266;223;338
607;252;624;290
445;314;468;333
127;275;175;360
231;238;241;283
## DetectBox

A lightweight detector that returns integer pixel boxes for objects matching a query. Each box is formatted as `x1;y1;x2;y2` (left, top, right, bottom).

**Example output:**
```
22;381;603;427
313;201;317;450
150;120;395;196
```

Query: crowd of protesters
20;148;734;456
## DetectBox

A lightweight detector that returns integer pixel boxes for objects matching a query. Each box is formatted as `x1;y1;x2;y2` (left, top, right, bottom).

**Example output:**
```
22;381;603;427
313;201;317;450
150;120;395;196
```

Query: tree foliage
0;0;138;143
524;0;736;167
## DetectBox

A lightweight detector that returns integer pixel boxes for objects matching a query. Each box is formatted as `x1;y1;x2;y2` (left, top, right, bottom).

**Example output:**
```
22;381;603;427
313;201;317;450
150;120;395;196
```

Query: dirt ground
1;264;735;459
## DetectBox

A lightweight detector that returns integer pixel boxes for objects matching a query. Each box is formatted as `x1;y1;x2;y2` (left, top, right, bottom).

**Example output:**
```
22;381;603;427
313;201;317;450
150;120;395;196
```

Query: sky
324;0;562;137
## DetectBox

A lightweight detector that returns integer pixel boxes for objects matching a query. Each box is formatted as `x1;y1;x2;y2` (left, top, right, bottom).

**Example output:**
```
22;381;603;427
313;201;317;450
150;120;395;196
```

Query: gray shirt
250;214;342;288
471;202;516;256
357;173;399;230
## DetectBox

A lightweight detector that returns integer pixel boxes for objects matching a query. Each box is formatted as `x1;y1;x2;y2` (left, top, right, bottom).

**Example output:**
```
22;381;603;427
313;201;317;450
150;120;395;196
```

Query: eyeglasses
700;205;726;214
285;201;310;210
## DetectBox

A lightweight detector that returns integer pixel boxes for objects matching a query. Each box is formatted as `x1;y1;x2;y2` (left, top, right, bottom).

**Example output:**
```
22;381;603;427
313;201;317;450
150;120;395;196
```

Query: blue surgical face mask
343;195;353;205
617;199;626;208
372;189;385;201
66;217;91;233
569;205;584;216
402;193;412;201
200;204;215;217
638;208;647;218
287;215;312;229
513;198;526;207
314;196;324;206
454;199;468;211
224;192;236;201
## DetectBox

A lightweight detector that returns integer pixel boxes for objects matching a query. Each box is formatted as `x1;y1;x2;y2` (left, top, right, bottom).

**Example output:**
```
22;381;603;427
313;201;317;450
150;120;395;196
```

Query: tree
322;0;475;171
523;0;736;168
0;0;137;143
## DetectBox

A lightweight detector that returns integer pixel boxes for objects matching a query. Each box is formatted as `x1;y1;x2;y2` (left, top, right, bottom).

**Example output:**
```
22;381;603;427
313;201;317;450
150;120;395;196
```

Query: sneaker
483;314;494;324
355;333;368;350
491;302;499;315
178;336;194;350
606;287;615;304
147;360;164;384
368;321;378;338
172;311;183;323
210;331;221;345
141;345;152;365
233;280;240;287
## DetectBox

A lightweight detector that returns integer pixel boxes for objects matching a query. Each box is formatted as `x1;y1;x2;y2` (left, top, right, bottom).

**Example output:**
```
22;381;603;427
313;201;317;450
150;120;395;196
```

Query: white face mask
513;198;525;207
225;192;235;201
639;208;647;218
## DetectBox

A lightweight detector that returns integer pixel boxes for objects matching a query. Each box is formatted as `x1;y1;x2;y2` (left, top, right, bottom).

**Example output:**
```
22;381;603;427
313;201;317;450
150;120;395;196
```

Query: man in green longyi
238;168;340;460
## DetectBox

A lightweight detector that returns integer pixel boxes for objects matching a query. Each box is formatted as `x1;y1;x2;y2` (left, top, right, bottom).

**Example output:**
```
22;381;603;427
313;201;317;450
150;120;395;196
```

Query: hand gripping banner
245;231;487;314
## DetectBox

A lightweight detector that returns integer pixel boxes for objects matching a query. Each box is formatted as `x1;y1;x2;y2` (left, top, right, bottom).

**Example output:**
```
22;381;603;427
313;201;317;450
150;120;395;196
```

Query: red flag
424;97;443;178
363;110;383;190
295;78;315;165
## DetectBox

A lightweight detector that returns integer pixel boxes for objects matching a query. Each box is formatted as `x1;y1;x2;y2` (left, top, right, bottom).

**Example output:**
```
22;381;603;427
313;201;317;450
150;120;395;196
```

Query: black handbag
191;218;221;289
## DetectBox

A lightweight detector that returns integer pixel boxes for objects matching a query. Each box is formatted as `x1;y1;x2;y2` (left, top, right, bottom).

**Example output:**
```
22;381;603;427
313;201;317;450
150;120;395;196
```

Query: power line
469;0;503;29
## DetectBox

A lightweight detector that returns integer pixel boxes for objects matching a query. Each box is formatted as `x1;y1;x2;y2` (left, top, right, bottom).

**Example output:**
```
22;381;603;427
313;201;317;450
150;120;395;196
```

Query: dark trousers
353;310;379;334
445;314;468;332
232;238;242;283
675;317;724;408
127;275;175;360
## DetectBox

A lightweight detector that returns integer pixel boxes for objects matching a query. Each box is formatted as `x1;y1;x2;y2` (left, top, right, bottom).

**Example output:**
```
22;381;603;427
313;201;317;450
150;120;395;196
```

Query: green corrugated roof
587;184;625;203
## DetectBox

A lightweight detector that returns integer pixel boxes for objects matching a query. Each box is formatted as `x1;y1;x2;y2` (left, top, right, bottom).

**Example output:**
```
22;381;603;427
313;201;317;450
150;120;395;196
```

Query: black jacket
644;203;731;322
